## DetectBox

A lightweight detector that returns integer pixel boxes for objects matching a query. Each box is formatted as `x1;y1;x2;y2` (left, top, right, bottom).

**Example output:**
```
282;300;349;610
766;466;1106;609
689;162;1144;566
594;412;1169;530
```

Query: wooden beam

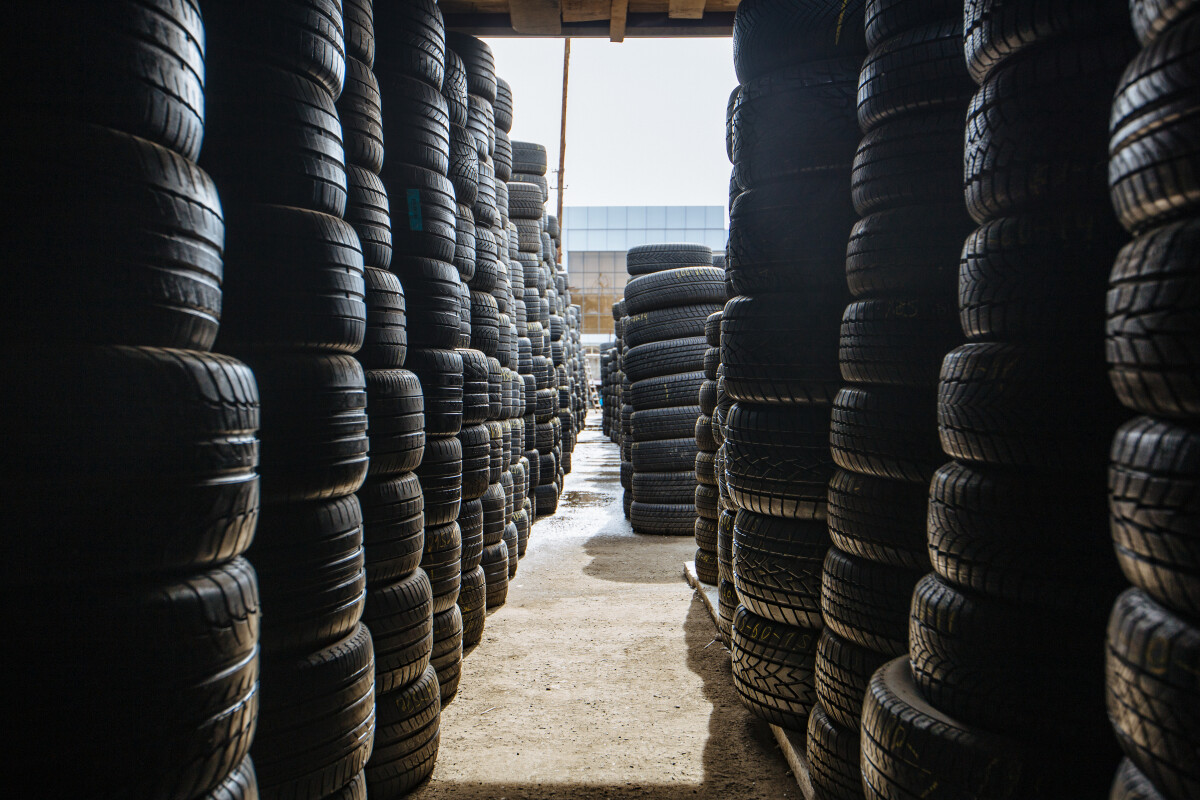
562;0;611;22
668;0;707;18
610;0;629;41
510;0;562;34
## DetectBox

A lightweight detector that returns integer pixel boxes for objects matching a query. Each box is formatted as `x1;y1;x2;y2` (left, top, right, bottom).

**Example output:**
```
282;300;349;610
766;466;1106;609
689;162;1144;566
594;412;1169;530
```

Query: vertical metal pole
556;37;571;263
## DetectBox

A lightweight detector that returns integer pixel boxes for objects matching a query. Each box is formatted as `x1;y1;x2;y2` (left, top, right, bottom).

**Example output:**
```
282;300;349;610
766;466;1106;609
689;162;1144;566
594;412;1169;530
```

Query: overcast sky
486;37;736;211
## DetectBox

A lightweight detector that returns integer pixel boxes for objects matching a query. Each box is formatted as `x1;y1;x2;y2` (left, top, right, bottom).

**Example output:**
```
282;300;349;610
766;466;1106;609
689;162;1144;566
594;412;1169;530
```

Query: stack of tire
6;3;263;796
1103;6;1200;799
721;0;868;735
859;3;1137;797
601;346;620;439
510;141;564;520
199;2;383;797
613;301;635;516
624;244;724;536
694;310;726;587
807;2;976;794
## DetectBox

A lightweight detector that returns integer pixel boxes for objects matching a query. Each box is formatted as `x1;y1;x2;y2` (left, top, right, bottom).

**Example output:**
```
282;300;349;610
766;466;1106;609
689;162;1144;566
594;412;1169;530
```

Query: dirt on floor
410;417;800;800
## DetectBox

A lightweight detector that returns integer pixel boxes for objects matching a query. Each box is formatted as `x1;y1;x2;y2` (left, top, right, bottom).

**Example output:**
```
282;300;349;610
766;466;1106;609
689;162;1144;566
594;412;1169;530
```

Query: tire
421;521;463;614
732;510;829;628
358;474;426;586
856;21;975;130
201;759;260;800
360;268;408;369
379;164;458;264
252;626;375;800
724;402;835;520
626;243;713;275
697;514;720;551
1111;758;1169;800
495;78;514;133
10;559;259;799
466;95;495;161
696;549;720;585
815;629;889;731
721;292;845;405
344;0;375;66
366;665;441;797
632;471;696;504
511;141;549;175
508;182;546;221
1110;417;1200;618
459;424;493;500
704;348;721;381
339;58;385;173
630;502;695;535
482;540;510;607
625;267;727;314
240;353;369;504
696;450;718;486
831;385;943;484
631;438;699;473
864;0;964;49
623;338;708;382
706;312;724;347
851;110;968;216
695;483;719;519
442;50;469;128
625;304;724;348
459;497;485;571
826;469;928;571
534;483;560;518
454;203;477;282
250;496;366;656
405;348;464;437
202;64;347;217
938;343;1123;470
732;0;868;83
495;129;513;182
1130;0;1200;46
839;298;960;387
460;564;487;647
373;0;446;92
730;604;820;731
482;481;506;545
807;704;864;800
1107;219;1200;417
846;205;973;301
416;436;463;526
6;123;224;349
696;414;718;450
365;369;425;477
699;379;718;415
1106;589;1200;800
862;658;1028;800
431;605;464;703
630;373;708;412
470;290;500;356
963;33;1138;224
362;568;434;694
446;32;498;103
449;125;479;207
347;170;394;272
731;60;863;189
821;548;921;656
461;348;491;424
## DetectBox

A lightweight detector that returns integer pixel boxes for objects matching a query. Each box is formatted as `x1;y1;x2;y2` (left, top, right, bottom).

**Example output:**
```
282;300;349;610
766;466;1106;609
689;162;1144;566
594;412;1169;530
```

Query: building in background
563;206;727;367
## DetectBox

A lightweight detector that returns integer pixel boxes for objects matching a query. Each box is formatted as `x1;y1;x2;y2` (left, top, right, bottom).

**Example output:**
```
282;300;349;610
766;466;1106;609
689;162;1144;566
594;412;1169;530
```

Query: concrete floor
411;415;799;799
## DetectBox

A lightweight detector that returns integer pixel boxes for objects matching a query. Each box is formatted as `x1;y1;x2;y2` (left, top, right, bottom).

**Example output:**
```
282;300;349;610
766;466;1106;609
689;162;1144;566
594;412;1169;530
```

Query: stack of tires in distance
1103;6;1200;799
858;2;1137;797
623;244;723;535
601;344;620;439
721;0;867;737
201;1;381;796
806;2;976;795
694;310;726;586
614;300;634;516
6;3;263;796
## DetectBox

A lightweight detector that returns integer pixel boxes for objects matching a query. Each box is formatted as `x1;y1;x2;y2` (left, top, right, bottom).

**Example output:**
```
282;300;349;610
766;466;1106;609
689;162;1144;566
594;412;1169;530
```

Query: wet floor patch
560;490;611;508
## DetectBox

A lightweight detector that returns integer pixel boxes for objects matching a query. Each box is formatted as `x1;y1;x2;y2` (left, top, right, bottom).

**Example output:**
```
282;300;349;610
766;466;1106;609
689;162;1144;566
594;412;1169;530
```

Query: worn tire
730;604;820;731
732;510;829;628
724;402;835;520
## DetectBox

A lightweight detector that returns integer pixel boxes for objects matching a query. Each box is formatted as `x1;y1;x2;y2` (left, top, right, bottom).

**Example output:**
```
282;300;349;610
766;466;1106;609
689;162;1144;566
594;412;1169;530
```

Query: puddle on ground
560;490;610;508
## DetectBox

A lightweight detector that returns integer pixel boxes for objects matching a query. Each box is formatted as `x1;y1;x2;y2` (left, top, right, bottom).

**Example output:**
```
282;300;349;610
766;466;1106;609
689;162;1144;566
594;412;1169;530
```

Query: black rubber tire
699;380;719;416
495;129;513;182
9;558;260;799
724;402;835;520
346;169;394;271
732;510;829;628
632;407;703;443
458;424;493;500
442;50;469;128
1111;758;1169;800
459;497;485;571
1107;219;1200;417
938;342;1124;470
696;414;718;450
362;568;434;695
732;0;868;84
1106;589;1200;800
629;373;708;412
963;32;1138;224
1110;417;1200;618
238;353;368;504
360;268;408;369
704;347;721;381
470;290;501;357
358;473;426;586
815;629;890;731
534;483;560;518
373;0;445;92
807;704;865;800
631;438;700;473
508;182;545;221
339;58;385;173
1131;0;1200;46
454;203;477;282
927;459;1121;612
696;450;718;486
721;293;845;405
626;243;713;275
622;338;708;382
846;205;973;301
839;298;960;387
851;110;968;216
481;481;506;546
446;33;497;103
465;94;495;160
827;469;930;572
449;125;479;208
731;59;863;189
415;436;463;526
405;348;464;438
431;605;464;703
864;0;963;49
511;141;549;176
695;483;719;519
831;385;943;484
697;514;721;552
821;548;921;656
856;21;975;130
201;63;347;217
482;540;510;606
630;502;695;536
378;70;450;174
379;164;458;264
459;565;487;647
625;267;727;315
6;123;224;349
366;664;441;797
495;78;514;133
625;304;725;348
696;549;720;585
730;604;820;731
862;658;1028;800
365;369;426;477
461;348;491;424
421;521;463;614
344;0;375;65
200;758;260;800
252;625;375;800
706;311;724;347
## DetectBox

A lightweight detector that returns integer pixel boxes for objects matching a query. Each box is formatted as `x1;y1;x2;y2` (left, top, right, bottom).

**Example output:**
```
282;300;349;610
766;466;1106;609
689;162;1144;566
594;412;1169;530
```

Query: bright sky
486;37;737;210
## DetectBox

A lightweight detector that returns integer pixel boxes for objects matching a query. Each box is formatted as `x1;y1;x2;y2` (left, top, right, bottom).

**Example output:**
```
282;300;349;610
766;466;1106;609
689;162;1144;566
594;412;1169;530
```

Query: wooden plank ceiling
441;0;741;40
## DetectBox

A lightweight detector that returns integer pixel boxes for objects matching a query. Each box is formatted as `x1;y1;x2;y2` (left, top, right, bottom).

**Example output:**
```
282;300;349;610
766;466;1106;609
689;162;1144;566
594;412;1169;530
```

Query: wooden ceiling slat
563;0;613;22
610;0;629;41
668;0;707;18
509;0;563;33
